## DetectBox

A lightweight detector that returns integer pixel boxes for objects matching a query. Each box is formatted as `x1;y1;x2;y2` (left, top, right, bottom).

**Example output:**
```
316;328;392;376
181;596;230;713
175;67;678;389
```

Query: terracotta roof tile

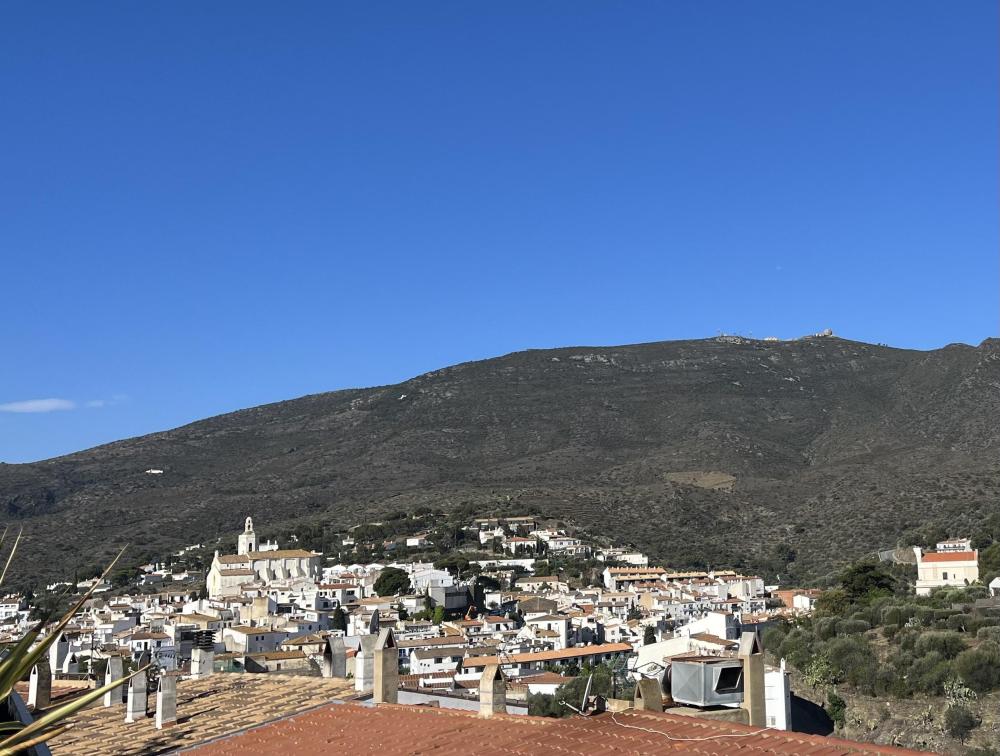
49;674;357;755
921;551;977;563
184;702;929;755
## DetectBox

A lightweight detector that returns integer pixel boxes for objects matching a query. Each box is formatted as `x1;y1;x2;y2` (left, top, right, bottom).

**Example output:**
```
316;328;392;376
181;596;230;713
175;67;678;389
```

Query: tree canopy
373;567;412;597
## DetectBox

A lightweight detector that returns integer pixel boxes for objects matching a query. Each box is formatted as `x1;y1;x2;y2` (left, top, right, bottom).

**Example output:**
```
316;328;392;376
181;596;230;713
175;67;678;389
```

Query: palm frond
0;529;23;587
0;664;150;752
0;545;127;701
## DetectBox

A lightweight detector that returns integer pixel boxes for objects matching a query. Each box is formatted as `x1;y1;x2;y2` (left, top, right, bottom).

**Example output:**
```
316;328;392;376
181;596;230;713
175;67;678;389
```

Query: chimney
373;628;398;704
155;674;177;729
355;635;377;693
124;669;148;723
738;631;765;727
633;677;663;712
323;636;347;679
191;648;214;678
28;660;51;710
191;630;215;678
103;656;125;707
478;664;505;717
48;632;68;673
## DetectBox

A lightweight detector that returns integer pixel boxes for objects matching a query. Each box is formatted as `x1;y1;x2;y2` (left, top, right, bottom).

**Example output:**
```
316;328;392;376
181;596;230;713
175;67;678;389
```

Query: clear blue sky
1;2;997;463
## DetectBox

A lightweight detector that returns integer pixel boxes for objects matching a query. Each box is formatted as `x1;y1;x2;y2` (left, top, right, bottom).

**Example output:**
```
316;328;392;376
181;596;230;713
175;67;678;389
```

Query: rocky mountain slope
2;335;999;586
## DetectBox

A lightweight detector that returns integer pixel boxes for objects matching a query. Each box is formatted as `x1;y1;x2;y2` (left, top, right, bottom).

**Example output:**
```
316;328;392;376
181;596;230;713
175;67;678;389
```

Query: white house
223;626;290;654
914;544;979;596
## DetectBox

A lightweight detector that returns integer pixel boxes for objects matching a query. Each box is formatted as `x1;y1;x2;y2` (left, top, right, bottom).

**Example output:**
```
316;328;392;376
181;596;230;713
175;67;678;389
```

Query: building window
942;572;948;580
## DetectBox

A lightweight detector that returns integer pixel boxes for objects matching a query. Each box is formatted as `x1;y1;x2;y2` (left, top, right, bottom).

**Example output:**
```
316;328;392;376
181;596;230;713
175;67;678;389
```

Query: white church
206;517;322;599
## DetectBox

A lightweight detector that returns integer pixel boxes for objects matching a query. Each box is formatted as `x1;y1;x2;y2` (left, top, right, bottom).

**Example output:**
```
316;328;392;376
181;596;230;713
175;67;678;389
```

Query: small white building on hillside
914;541;979;596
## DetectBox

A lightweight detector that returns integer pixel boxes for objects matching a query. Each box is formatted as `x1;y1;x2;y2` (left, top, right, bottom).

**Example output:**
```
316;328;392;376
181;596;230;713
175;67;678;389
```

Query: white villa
914;538;979;596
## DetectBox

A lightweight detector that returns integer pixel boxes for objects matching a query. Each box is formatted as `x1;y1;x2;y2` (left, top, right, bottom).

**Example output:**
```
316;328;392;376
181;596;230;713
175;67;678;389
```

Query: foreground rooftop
48;674;357;755
183;698;928;756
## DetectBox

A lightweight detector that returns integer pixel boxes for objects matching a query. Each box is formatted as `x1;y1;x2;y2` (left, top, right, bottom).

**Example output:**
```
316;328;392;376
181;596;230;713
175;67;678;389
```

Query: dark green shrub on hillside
914;607;935;626
827;691;847;728
954;642;1000;694
763;625;787;652
815;588;850;616
850;608;877;625
874;665;909;698
826;636;876;691
836;619;870;635
977;626;1000;643
898;629;919;652
815;617;838;640
914;631;967;659
944;704;978;743
909;651;953;695
777;628;815;670
882;606;905;626
946;613;975;632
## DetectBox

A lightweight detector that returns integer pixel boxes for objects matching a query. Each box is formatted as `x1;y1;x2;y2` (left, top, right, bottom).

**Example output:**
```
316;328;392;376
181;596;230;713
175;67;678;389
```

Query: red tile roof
185;701;929;755
921;551;976;563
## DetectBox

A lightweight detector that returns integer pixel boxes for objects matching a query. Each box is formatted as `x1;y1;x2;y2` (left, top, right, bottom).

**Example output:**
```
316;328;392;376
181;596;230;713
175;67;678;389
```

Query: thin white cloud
0;398;77;413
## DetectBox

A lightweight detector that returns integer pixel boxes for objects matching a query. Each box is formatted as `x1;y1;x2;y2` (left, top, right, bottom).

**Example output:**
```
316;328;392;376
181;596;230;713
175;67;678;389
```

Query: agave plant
0;529;149;754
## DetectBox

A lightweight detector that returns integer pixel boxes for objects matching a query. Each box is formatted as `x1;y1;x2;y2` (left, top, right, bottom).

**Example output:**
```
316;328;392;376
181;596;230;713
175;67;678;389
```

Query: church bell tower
237;516;258;555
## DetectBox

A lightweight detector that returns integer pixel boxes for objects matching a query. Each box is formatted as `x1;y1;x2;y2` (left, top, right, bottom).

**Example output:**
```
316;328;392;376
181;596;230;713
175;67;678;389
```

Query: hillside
2;335;999;586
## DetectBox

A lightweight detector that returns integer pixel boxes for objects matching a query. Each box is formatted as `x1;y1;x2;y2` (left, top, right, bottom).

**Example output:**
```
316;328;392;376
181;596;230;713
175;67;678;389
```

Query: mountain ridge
2;334;998;586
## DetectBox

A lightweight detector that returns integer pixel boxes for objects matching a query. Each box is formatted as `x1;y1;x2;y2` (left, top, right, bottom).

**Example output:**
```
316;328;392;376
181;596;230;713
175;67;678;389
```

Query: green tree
826;691;846;728
914;632;967;660
431;605;445;624
331;607;348;632
839;561;895;603
434;554;470;577
643;626;656;645
944;704;978;743
954;642;1000;694
373;567;412;597
980;542;1000;584
815;588;849;616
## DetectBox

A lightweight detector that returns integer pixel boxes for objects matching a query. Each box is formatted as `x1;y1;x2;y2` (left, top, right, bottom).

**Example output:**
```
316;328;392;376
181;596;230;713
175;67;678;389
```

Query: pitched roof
463;642;633;667
689;633;738;647
219;568;255;577
177;613;222;624
47;674;357;755
246;650;307;661
411;647;466;660
397;636;467;649
184;701;928;755
921;551;977;563
218;549;317;564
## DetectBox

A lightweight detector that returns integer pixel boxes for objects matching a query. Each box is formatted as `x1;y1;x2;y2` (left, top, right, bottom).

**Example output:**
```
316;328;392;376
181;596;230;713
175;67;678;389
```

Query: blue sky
1;2;997;462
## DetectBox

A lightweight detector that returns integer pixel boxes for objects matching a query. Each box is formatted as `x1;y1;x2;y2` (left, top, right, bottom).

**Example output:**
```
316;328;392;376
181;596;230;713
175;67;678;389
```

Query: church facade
207;517;322;599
